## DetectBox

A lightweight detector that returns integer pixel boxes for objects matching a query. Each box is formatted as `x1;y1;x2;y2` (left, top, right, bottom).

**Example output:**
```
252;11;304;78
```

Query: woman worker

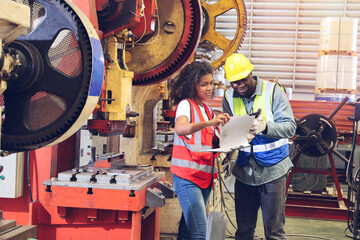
170;61;230;240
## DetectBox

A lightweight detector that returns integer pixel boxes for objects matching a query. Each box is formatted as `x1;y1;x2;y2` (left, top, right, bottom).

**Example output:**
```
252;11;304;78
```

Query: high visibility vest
171;99;218;188
225;80;289;167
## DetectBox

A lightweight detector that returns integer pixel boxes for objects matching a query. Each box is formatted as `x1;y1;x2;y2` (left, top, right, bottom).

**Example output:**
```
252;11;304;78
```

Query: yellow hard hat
224;53;254;82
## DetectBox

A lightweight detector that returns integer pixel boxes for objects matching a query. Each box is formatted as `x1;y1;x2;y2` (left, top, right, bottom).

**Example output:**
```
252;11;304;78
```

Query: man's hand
219;150;238;165
249;114;266;135
227;150;238;160
247;133;255;142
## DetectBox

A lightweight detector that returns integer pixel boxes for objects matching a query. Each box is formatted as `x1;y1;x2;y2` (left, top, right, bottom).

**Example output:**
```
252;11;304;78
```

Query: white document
205;115;255;153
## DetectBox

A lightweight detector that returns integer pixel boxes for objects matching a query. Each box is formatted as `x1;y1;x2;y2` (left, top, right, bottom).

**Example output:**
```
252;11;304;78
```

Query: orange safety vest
171;99;218;189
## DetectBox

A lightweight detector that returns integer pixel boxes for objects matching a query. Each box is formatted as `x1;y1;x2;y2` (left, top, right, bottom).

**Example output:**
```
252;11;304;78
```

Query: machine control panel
0;153;24;198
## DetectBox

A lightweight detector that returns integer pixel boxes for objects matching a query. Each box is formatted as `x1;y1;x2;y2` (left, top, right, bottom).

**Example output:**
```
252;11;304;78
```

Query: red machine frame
0;135;164;239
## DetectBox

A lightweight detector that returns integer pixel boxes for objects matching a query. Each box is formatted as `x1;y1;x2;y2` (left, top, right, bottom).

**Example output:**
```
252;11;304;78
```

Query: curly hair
170;61;214;105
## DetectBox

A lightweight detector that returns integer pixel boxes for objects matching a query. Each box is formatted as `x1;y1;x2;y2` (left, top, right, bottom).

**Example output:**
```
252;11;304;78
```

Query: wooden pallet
0;211;37;240
315;88;356;94
318;49;357;56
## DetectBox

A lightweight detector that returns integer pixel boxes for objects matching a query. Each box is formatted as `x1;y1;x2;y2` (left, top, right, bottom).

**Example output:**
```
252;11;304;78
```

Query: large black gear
2;0;99;152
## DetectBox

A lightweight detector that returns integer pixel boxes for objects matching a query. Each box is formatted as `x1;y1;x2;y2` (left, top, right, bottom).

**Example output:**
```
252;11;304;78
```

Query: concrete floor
160;180;354;240
223;193;351;240
225;211;350;240
160;192;352;240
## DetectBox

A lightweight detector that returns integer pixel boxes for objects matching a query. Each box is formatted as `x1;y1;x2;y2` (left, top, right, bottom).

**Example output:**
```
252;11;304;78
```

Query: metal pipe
332;148;350;164
328;96;349;120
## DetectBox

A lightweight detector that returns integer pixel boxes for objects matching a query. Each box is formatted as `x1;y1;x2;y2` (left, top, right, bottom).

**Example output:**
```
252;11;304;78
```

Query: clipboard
203;115;255;153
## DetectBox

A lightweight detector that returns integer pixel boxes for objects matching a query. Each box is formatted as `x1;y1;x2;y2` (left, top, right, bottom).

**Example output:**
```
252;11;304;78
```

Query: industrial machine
286;98;356;220
0;0;247;239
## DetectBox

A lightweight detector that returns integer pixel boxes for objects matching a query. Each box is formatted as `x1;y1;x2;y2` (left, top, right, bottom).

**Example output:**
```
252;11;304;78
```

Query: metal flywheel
126;0;202;85
199;0;247;69
1;0;104;152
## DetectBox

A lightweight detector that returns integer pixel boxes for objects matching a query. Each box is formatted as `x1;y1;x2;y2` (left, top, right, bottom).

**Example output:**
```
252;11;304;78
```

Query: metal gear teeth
133;0;200;85
2;0;94;151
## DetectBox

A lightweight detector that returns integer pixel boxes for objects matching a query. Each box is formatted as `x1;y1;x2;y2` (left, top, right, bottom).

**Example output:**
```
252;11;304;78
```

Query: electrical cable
130;14;146;44
345;225;353;238
215;155;237;235
219;172;235;201
216;156;238;231
128;0;160;46
344;101;360;239
27;151;33;203
351;168;360;239
346;120;358;189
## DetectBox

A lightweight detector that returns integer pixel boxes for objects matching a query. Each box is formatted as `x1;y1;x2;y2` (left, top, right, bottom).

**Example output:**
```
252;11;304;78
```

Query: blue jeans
173;174;212;240
235;175;286;240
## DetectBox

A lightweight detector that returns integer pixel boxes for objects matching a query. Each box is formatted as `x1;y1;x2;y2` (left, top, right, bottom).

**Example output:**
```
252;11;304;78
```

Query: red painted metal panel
72;0;103;39
286;204;347;221
0;136;77;226
130;0;156;38
42;186;145;212
289;100;354;132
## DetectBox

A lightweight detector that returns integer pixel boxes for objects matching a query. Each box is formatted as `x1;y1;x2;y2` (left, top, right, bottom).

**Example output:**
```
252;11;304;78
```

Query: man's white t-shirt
175;100;210;139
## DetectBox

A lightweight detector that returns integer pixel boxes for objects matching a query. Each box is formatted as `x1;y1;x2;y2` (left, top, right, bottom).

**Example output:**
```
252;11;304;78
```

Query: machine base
285;193;348;221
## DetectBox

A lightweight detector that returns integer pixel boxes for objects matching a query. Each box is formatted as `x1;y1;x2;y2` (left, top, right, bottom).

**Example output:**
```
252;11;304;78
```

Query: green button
0;175;5;180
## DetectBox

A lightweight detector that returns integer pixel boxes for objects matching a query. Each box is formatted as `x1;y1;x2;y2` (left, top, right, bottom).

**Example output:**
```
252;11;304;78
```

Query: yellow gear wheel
200;0;247;69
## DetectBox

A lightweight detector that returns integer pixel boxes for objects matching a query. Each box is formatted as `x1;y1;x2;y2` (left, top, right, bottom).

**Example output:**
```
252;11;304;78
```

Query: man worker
222;53;296;240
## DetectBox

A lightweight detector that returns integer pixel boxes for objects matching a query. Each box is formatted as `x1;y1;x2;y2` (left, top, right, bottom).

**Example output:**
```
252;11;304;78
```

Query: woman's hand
175;113;230;136
209;113;230;127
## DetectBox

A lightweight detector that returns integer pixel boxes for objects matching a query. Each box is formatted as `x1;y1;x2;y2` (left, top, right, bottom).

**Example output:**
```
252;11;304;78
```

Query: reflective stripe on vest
171;157;216;174
174;138;213;152
241;138;288;152
252;81;275;122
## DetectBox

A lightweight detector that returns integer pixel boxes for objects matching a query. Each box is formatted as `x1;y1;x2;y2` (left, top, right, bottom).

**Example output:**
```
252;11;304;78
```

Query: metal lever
328;96;349;120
